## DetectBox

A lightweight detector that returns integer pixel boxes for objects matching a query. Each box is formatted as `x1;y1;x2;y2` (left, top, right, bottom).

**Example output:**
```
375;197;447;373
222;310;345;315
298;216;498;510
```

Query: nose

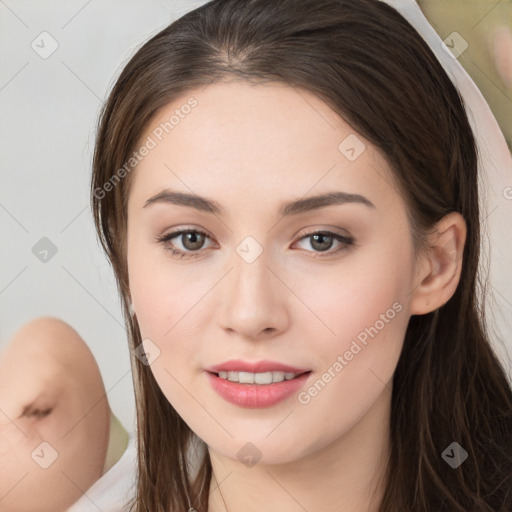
217;245;290;341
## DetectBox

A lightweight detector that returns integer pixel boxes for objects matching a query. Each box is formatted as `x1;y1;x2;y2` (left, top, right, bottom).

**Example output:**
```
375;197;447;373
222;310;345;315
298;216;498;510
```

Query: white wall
0;0;209;433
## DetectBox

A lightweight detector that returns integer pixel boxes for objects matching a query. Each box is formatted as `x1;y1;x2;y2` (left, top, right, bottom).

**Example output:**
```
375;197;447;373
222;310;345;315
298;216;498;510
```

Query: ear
409;212;467;315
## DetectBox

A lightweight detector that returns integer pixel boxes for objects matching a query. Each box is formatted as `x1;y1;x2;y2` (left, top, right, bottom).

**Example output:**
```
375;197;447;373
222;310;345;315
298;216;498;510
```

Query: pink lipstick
204;359;311;408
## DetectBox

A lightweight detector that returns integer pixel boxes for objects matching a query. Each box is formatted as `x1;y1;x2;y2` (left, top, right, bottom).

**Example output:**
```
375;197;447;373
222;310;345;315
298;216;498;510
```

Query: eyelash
155;228;355;260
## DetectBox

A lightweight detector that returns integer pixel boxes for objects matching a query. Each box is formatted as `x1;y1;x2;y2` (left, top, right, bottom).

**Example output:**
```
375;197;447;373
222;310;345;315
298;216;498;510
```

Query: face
126;81;418;465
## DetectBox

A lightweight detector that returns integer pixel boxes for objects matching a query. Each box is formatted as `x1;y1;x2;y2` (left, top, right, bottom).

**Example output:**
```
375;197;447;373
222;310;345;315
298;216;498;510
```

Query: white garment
66;434;137;512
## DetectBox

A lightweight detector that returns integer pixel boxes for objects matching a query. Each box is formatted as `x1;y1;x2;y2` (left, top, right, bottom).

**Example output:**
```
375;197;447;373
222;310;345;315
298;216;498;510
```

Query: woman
91;0;512;510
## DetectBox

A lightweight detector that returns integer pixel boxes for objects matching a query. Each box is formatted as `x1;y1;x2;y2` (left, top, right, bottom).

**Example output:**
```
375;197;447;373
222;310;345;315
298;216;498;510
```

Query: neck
207;386;391;512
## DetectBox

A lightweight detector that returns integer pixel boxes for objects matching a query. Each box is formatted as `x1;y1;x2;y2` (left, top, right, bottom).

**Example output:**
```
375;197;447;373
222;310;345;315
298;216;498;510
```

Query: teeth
217;370;300;384
255;372;273;384
273;371;286;382
239;371;255;384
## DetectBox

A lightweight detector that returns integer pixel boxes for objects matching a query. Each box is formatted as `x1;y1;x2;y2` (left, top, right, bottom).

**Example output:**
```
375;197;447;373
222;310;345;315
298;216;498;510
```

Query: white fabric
66;434;137;512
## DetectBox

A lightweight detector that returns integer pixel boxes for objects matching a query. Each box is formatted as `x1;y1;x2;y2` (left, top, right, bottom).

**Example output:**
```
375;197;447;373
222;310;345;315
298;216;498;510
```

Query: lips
204;359;312;408
205;359;310;374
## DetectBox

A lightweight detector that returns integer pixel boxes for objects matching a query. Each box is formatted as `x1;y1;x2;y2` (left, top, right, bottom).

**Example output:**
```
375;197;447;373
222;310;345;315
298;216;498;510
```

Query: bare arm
0;317;111;512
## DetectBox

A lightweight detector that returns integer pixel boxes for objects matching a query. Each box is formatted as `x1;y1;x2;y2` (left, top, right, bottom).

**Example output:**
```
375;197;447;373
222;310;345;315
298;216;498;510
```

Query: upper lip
205;359;310;374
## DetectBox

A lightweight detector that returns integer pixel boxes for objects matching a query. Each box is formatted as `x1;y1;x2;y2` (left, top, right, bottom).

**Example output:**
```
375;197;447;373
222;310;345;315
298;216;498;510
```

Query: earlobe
409;212;467;315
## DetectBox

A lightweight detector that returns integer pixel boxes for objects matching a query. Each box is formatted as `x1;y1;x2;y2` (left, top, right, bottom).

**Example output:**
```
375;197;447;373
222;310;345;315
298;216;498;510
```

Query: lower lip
205;371;311;408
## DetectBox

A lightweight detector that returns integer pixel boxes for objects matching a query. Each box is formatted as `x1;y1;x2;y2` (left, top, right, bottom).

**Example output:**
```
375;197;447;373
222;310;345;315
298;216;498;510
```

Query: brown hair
90;0;512;510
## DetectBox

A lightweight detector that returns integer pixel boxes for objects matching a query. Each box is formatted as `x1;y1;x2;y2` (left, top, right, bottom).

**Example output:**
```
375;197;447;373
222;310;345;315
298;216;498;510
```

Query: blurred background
1;0;511;437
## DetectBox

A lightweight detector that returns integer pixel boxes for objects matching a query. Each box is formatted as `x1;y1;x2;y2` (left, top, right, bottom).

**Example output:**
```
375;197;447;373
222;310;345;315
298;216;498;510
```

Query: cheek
127;239;214;381
292;244;412;410
298;242;412;347
128;235;178;338
129;259;208;340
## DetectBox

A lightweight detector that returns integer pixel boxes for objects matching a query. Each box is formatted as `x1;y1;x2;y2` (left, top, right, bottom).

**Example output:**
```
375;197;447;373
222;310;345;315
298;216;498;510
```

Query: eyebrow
143;189;375;216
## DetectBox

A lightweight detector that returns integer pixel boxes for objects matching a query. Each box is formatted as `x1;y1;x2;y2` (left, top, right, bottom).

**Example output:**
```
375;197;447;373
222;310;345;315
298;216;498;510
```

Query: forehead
128;80;402;215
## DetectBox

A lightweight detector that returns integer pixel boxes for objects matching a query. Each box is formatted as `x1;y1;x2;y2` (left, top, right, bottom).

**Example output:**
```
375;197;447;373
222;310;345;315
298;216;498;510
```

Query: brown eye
309;233;335;252
155;228;214;259
295;230;354;256
180;231;207;251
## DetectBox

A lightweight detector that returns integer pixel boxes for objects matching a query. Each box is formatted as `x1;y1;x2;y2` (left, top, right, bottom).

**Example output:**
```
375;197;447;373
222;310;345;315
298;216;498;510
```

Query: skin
0;317;110;512
126;81;466;512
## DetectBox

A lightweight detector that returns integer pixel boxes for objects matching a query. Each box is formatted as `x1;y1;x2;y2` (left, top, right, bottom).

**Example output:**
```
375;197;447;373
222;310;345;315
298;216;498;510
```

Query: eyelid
154;227;215;257
155;226;355;259
294;225;353;242
293;229;355;256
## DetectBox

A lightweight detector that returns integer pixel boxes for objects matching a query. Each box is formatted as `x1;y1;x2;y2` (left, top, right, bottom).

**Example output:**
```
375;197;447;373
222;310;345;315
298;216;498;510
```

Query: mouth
204;360;312;407
208;370;311;385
